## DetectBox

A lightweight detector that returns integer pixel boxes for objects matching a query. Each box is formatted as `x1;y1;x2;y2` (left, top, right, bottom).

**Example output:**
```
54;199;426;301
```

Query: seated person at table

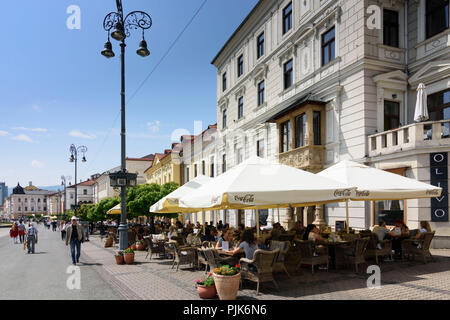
232;229;258;260
195;222;201;229
412;221;432;247
269;223;283;240
168;226;178;238
373;220;396;241
390;220;410;258
201;227;216;243
303;224;325;243
290;221;305;235
216;229;234;250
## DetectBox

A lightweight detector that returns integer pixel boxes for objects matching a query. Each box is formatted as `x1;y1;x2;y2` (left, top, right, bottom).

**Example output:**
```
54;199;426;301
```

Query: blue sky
0;0;259;187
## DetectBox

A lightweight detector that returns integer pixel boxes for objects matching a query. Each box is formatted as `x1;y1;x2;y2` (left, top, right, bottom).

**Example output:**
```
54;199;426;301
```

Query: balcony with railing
368;120;450;158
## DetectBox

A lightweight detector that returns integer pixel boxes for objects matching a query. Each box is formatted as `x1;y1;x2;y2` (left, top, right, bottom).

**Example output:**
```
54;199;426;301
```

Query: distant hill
8;185;62;196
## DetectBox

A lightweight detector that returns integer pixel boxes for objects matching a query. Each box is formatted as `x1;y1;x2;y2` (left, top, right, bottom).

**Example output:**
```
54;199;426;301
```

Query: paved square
81;235;450;300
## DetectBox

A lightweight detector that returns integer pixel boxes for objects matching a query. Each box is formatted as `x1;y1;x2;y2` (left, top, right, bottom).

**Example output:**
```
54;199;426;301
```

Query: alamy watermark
366;265;381;289
367;5;382;30
66;5;81;30
66;265;81;290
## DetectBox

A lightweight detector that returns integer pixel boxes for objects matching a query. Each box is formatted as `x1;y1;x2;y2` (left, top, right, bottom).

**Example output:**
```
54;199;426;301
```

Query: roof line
211;0;263;66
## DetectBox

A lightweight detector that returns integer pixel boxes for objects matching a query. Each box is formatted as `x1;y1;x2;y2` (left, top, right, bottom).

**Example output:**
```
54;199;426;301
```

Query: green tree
88;197;120;222
78;204;95;222
127;182;179;219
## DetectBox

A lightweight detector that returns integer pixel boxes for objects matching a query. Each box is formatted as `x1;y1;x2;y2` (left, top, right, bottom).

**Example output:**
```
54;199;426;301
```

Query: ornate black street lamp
101;0;152;251
69;144;87;217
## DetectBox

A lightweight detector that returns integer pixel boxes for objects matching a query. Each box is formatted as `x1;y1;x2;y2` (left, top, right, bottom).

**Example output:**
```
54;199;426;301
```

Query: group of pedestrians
9;216;86;264
9;220;39;254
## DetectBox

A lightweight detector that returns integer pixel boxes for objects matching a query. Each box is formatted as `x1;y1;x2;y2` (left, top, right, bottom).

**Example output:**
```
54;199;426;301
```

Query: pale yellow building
145;144;182;186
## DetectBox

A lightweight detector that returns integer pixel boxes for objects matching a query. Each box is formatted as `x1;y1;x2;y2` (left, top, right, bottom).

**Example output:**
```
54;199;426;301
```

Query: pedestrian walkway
0;224;123;300
82;234;450;300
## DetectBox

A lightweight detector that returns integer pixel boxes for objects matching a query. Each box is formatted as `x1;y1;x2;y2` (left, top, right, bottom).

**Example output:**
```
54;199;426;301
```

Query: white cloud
13;127;48;132
12;134;33;143
147;121;161;133
0;130;8;136
31;160;45;169
32;104;41;112
69;130;96;140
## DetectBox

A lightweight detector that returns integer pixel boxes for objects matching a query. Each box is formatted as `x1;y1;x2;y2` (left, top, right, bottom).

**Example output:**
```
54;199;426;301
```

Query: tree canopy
82;182;179;222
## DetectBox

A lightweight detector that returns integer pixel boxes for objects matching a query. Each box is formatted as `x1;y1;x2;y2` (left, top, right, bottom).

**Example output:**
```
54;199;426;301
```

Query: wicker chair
344;237;370;273
402;231;435;263
170;242;197;271
203;248;231;272
171;236;185;246
197;242;211;273
269;240;291;277
144;236;165;260
364;233;393;264
295;240;329;274
240;249;280;295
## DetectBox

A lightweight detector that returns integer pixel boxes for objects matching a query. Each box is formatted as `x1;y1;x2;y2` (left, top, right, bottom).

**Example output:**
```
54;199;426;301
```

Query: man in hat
65;217;85;265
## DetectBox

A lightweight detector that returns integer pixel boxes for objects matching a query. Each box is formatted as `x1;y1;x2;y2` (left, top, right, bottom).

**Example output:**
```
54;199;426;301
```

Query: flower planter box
124;253;135;264
213;273;240;300
197;285;217;299
104;238;113;248
115;255;124;265
136;243;145;251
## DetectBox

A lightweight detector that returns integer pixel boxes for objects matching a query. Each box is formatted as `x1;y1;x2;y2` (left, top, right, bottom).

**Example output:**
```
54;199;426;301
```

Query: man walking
25;222;38;254
65;217;85;265
18;221;26;244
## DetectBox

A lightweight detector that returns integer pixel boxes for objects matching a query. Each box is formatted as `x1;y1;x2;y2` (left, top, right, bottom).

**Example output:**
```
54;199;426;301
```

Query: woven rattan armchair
203;248;231;272
295;240;329;274
402;231;435;263
144;236;165;260
171;236;185;246
197;242;212;273
344;237;370;273
170;242;196;271
240;249;280;295
364;233;392;264
269;240;291;277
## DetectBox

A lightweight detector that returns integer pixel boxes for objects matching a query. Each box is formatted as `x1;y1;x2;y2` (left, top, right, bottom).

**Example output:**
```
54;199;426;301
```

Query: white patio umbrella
318;160;442;231
179;157;356;234
414;83;429;122
150;175;212;214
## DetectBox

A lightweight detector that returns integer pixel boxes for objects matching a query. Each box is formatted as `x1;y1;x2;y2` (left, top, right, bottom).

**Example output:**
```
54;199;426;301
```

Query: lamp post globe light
69;144;87;217
101;0;152;251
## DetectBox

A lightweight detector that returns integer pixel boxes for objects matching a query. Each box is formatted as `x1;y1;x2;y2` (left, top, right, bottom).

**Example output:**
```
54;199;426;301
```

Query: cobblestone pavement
82;235;450;300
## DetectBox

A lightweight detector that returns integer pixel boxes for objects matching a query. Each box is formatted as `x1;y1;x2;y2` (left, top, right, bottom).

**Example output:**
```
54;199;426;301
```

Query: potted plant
195;273;217;299
123;247;135;264
135;240;145;251
104;235;114;248
213;264;240;300
115;250;124;265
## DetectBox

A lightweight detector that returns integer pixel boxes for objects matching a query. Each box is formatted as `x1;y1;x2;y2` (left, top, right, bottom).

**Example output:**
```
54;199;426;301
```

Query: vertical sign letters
430;153;449;222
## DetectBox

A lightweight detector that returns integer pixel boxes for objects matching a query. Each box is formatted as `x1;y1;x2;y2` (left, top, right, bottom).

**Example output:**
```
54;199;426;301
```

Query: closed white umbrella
414;83;429;122
150;175;212;213
179;156;355;211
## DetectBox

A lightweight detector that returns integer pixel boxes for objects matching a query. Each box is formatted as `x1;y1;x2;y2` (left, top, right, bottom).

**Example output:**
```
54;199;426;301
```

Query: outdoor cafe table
321;240;352;269
217;249;244;266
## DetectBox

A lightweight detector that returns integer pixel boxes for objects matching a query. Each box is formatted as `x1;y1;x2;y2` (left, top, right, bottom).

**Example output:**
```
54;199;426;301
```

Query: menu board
335;220;346;232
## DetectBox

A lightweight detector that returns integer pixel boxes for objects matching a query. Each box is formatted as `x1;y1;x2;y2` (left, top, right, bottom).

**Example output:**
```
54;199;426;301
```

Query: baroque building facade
210;0;450;247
